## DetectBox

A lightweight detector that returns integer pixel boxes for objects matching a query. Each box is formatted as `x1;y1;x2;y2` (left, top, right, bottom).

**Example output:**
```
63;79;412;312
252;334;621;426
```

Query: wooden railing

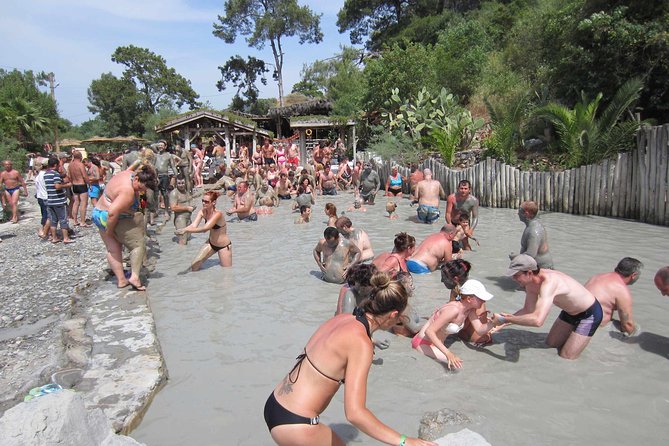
367;124;669;226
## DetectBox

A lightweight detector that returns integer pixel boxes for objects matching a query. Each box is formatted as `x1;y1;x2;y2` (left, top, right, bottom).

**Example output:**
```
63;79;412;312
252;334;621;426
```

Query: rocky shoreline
0;187;166;440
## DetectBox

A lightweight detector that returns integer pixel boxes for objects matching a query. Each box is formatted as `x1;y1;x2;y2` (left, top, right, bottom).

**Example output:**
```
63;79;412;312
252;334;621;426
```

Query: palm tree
0;98;51;146
532;78;644;167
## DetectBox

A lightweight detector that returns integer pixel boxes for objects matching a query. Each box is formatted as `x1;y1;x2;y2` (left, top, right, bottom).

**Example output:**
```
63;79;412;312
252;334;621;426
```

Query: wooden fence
369;124;669;226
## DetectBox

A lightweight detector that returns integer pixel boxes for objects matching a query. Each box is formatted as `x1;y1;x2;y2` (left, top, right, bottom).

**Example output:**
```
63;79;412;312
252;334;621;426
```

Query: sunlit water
131;190;669;445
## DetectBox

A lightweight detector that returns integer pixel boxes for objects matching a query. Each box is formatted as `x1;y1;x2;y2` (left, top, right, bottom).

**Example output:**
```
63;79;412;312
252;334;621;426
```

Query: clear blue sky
1;0;351;125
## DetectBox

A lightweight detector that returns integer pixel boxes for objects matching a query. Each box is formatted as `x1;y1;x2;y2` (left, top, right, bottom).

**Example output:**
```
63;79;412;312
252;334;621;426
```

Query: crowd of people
2;135;668;446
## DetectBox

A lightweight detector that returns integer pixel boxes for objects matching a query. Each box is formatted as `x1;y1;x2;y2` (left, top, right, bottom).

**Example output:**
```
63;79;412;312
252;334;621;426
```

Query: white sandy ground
131;190;669;446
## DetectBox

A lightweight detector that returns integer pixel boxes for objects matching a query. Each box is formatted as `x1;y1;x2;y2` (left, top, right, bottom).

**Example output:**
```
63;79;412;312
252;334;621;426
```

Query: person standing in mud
415;168;446;224
445;179;479;230
313;226;362;284
169;176;194;245
510;200;553;269
176;190;232;270
154;141;177;214
359;162;381;204
91;165;157;291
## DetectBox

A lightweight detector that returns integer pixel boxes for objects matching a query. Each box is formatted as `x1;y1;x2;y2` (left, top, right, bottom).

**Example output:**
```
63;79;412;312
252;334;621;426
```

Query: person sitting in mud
510;200;553;269
441;259;494;346
385;165;403;197
92;164;158;291
176;191;232;270
359;162;381;204
335;216;374;263
347;192;367;213
294;205;311;224
226;180;257;222
313;226;362;284
336;156;352;190
336;263;377;315
655;266;669;296
386;200;398;219
318;164;337;195
169;176;194;245
412;279;497;369
391;271;422;338
415;168;446;224
372;232;416;277
406;224;457;274
585;257;642;336
256;180;278;214
292;185;314;211
275;172;293;200
452;211;478;254
324;202;338;227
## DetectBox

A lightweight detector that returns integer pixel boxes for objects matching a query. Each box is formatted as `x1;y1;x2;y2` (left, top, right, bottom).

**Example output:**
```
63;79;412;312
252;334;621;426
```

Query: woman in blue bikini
265;272;436;446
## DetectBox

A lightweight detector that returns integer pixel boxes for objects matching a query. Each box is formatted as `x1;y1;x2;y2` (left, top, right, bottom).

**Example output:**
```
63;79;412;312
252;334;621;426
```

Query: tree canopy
213;0;323;107
217;55;269;113
111;45;201;114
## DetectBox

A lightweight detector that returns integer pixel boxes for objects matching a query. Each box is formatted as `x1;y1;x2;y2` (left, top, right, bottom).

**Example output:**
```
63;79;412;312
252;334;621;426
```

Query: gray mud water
131;191;669;446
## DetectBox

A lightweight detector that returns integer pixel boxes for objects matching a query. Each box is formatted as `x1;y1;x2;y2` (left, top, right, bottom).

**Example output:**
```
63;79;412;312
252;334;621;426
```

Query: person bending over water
406;224;457;274
176;191;232;270
654;267;669;296
313;226;361;284
92;165;157;291
496;254;602;359
412;279;496;369
585;257;642;336
265;272;437;446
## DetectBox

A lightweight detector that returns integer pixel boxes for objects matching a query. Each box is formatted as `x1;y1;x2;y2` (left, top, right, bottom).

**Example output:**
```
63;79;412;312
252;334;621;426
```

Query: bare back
410;232;452;271
416;179;443;207
584;272;629;326
527;269;596;315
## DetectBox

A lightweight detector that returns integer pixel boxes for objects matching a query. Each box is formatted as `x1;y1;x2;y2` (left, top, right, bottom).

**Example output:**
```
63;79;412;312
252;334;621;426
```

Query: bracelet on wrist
399;434;407;446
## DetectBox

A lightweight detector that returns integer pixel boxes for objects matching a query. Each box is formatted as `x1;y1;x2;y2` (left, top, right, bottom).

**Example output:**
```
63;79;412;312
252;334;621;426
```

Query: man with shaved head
414;168;446;224
655;267;669;296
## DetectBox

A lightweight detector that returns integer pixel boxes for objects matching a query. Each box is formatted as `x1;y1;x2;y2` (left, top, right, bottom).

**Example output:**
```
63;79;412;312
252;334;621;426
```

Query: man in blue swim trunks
406;224;457;274
494;254;603;360
414;168;445;224
1;160;28;223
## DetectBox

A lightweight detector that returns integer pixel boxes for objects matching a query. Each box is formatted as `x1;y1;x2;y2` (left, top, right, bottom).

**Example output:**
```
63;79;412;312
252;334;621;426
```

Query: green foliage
0;135;26;169
363;42;438;113
433;17;492;101
143;109;179;141
532;78;644;167
483;90;534;163
111;45;201;113
213;0;323;107
367;129;420;165
217;55;269;112
292;46;365;118
87;73;144;136
0;69;57;152
382;86;484;161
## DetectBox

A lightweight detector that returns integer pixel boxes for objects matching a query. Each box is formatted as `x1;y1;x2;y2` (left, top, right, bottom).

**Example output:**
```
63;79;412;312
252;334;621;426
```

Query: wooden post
299;129;307;166
252;131;257;161
224;126;232;167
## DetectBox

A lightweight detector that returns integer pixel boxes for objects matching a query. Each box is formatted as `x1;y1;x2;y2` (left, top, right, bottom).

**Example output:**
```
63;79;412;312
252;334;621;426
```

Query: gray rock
419;408;472;440
0;390;143;446
435;428;491;446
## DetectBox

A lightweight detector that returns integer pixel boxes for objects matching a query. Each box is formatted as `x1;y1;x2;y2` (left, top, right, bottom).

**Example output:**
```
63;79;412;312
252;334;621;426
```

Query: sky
1;0;352;125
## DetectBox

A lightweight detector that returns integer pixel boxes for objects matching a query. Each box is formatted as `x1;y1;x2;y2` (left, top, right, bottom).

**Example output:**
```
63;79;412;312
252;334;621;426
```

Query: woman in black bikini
264;272;436;446
176;191;232;270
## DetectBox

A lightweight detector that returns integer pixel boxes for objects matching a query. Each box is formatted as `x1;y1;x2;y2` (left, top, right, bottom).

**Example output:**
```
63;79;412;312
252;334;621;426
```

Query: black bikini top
289;308;372;386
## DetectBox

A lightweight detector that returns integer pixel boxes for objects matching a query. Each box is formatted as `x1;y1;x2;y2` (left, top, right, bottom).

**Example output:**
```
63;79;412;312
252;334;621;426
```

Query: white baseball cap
459;279;493;301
